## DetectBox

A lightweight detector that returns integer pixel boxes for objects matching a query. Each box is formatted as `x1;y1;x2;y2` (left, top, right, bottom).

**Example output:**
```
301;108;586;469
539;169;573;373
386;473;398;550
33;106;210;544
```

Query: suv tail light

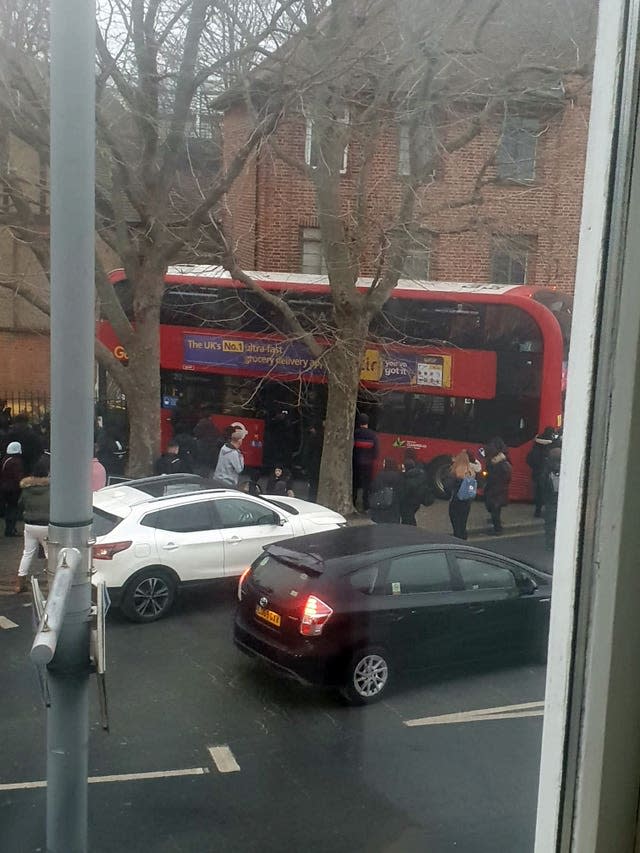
237;567;251;601
92;541;132;560
300;595;333;637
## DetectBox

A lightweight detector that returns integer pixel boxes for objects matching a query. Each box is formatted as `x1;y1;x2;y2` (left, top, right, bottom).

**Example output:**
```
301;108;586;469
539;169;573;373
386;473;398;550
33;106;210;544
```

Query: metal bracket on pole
30;548;82;667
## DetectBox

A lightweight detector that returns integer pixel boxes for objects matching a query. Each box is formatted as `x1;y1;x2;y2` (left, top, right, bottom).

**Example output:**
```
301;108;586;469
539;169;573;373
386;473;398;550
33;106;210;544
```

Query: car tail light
300;595;333;637
237;567;251;601
92;541;132;560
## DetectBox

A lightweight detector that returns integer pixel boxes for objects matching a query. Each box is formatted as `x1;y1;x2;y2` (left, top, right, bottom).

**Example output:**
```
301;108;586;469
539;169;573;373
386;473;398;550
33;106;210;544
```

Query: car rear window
251;554;320;598
93;508;124;537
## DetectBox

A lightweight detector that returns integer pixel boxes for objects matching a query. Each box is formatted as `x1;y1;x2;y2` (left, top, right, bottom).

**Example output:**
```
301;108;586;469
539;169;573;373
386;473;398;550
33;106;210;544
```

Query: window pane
491;238;532;284
386;551;451;594
349;565;379;594
301;227;327;274
497;116;538;182
142;502;214;533
398;124;410;175
402;248;430;280
216;498;278;528
457;557;516;590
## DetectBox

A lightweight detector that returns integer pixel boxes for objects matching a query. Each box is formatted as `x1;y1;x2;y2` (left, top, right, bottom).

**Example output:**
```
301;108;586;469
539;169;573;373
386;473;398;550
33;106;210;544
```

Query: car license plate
255;605;281;628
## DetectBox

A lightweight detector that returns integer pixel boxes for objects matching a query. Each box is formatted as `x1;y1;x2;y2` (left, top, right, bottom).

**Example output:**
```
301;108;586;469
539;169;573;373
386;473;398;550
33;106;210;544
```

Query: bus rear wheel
426;454;453;500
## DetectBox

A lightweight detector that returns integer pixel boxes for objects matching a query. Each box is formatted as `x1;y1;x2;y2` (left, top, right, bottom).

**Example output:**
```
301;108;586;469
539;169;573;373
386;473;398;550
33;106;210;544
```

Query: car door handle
227;536;241;544
162;542;179;550
469;605;485;614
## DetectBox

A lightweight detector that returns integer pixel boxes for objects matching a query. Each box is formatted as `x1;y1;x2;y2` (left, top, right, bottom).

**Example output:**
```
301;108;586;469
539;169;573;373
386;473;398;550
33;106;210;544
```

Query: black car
234;525;551;705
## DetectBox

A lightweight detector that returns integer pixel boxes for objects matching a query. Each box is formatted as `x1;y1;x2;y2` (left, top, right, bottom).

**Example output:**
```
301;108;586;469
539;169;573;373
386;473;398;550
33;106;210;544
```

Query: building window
496;116;539;182
491;236;534;284
301;227;327;275
190;91;214;139
398;123;438;178
401;231;431;280
398;124;411;176
304;114;348;174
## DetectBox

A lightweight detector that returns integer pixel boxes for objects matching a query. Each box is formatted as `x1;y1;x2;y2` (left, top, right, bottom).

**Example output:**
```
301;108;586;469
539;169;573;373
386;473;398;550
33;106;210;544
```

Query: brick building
222;0;595;294
223;80;590;293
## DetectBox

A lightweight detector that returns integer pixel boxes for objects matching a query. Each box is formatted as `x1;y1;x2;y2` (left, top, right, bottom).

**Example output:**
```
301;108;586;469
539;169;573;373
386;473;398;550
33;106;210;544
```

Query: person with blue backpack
445;450;479;539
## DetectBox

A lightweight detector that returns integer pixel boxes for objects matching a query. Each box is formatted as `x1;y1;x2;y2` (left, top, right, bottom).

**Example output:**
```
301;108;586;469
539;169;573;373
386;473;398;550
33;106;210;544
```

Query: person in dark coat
353;413;378;511
0;441;25;536
266;466;294;496
153;440;193;475
15;456;50;593
302;422;323;502
193;412;222;476
8;415;43;475
444;450;478;540
369;457;402;524
526;426;555;517
542;444;562;551
484;437;512;535
399;458;428;525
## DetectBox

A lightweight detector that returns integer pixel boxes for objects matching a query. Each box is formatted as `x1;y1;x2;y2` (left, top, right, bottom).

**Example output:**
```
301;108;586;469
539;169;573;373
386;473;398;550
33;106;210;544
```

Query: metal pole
47;0;95;846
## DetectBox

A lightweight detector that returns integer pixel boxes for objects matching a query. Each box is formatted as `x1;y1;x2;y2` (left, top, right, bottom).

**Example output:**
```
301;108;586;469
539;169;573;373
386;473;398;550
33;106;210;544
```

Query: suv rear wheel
121;568;177;623
340;647;391;705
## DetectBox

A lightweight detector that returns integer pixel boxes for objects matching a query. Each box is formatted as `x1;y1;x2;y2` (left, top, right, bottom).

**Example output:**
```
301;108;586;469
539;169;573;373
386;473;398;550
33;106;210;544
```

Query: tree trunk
123;269;163;477
317;320;368;515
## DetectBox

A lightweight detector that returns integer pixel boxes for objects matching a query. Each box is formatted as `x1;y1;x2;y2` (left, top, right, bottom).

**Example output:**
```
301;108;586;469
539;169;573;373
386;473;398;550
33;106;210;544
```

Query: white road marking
208;745;241;773
404;700;545;728
0;767;208;792
0;616;18;629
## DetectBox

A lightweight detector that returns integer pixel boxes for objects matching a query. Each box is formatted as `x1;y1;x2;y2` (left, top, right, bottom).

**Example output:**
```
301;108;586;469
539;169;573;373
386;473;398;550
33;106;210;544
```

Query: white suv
92;486;346;622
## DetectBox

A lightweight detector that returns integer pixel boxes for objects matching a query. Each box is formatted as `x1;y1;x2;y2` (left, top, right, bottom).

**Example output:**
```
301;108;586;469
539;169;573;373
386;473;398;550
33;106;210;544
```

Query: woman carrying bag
445;450;478;540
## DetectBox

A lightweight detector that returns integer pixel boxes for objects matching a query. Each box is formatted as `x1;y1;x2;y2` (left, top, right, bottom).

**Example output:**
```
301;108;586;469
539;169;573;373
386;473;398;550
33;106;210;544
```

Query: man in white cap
213;426;245;487
0;441;24;536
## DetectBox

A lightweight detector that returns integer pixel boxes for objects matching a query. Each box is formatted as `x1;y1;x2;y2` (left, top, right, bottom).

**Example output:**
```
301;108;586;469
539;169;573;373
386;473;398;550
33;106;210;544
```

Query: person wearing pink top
92;447;107;491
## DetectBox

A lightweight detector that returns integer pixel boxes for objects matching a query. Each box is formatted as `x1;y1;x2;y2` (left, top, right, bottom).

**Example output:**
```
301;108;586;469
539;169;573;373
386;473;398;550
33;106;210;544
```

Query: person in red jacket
0;441;24;536
353;414;378;511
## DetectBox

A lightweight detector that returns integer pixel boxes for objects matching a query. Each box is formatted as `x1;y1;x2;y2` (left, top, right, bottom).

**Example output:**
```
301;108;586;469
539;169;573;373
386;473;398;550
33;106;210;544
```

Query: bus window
484;305;542;352
373;390;539;446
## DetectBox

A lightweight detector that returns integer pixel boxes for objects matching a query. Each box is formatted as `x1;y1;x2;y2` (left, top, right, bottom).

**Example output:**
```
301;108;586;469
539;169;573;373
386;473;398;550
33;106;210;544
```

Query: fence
0;392;128;436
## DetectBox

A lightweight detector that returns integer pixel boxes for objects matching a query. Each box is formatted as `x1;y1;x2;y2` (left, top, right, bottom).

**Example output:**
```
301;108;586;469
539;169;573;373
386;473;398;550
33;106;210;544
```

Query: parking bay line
0;616;18;629
404;700;545;728
0;767;209;792
208;745;241;773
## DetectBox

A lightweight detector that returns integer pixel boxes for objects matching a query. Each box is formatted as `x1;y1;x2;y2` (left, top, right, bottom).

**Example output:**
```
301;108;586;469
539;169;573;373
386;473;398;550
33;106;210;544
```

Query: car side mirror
518;575;537;595
278;515;288;527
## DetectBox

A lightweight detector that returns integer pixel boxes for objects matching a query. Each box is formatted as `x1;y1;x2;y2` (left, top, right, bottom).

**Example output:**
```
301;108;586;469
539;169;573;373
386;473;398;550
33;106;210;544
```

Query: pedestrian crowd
0;407;119;593
0;400;563;596
352;411;562;546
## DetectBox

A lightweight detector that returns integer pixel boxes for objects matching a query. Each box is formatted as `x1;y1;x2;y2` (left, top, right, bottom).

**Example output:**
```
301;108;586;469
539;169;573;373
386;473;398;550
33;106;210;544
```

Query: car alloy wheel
122;568;176;623
341;647;391;705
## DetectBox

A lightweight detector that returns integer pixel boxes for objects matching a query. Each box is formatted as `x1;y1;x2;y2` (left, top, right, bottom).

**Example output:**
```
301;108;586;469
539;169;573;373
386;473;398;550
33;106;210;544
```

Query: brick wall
224;88;590;293
0;330;49;394
222;105;258;269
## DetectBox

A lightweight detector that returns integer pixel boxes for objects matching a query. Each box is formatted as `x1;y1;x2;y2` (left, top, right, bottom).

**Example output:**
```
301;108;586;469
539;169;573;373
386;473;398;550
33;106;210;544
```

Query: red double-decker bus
98;266;571;500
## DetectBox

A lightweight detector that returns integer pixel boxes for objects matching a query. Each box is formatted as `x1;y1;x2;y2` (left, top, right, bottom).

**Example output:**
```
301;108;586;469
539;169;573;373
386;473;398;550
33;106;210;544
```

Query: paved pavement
0;497;543;597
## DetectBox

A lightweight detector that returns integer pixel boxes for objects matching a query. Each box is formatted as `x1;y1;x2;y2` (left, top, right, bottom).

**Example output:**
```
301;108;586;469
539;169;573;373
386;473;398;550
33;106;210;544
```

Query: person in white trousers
15;457;50;593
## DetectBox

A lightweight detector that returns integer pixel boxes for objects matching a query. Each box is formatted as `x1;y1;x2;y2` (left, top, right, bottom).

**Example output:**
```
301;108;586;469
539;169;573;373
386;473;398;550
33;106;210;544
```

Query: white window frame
304;113;349;174
535;2;640;851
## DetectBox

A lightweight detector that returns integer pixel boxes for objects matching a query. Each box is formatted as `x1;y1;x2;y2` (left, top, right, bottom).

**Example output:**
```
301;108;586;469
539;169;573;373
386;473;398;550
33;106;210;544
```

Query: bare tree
211;0;594;514
0;0;318;474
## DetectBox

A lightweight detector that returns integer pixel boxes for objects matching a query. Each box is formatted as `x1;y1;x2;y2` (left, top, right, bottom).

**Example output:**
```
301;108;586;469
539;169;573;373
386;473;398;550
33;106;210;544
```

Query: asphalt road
1;531;550;853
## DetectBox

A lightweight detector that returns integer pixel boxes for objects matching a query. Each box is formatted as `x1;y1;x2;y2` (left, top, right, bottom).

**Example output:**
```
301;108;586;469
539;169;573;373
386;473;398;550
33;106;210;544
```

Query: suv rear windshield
93;509;124;537
252;554;319;598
